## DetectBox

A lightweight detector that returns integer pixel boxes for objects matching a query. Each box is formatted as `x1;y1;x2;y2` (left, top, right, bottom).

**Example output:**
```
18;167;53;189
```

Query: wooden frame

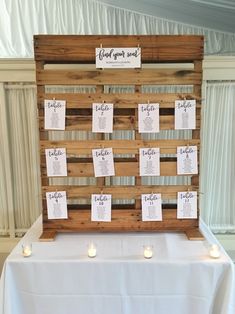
34;35;204;241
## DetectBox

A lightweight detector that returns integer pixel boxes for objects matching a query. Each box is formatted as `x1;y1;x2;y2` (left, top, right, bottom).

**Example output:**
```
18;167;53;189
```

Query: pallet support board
34;35;204;240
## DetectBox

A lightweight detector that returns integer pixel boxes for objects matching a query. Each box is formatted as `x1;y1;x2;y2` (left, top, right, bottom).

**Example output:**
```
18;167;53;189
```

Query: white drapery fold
200;82;235;232
0;85;41;233
0;0;235;57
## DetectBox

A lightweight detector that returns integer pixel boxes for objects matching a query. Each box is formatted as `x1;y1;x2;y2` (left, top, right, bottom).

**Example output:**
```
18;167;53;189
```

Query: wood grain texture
34;35;204;62
38;93;202;109
40;139;200;155
36;68;201;86
42;185;199;199
39;115;201;131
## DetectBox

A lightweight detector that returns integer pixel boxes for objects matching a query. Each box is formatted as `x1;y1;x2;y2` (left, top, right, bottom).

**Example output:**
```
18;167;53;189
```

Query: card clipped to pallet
141;193;162;221
92;103;113;133
139;148;160;176
175;99;196;130
91;194;112;222
44;99;66;130
177;191;197;219
177;146;198;175
45;148;67;177
138;103;159;133
96;47;141;68
46;191;68;220
92;148;115;177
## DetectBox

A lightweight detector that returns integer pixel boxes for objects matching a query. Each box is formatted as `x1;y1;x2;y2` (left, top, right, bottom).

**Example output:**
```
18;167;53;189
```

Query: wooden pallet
34;35;204;241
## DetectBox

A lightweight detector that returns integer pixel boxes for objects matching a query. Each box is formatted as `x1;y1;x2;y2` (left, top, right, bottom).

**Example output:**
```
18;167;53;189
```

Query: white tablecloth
0;217;234;314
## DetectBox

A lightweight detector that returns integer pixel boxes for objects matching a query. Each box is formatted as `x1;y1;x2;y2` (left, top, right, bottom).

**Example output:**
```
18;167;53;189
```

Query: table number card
96;47;141;68
91;194;112;222
45;148;67;177
175;99;196;130
177;191;197;219
46;191;68;219
139;148;160;176
141;193;162;221
92;148;115;177
177;146;198;175
92;103;113;133
138;103;159;133
44;99;66;130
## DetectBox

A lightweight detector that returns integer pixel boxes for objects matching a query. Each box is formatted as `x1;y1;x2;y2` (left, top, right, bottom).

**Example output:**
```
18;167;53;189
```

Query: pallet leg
185;228;204;240
39;230;57;241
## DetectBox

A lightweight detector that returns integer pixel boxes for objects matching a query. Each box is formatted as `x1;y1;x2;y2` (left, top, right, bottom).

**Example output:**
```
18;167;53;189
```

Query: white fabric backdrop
200;83;235;232
0;0;235;57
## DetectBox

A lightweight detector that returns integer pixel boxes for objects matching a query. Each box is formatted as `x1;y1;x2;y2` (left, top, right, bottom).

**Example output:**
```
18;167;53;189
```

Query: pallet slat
34;35;203;62
39;93;202;109
37;69;202;85
42;185;199;199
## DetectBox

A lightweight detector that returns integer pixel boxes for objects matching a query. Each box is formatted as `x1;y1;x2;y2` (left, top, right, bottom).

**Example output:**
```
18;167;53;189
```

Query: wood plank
42;185;199;199
34;35;204;62
39;114;201;131
39;230;57;241
41;208;199;233
41;160;178;177
36;69;202;86
185;228;204;240
40;139;200;155
38;93;202;109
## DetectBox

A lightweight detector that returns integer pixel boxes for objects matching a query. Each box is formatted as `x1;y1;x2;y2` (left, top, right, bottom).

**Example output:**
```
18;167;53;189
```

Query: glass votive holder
22;243;32;257
88;242;97;258
209;244;220;259
143;245;153;259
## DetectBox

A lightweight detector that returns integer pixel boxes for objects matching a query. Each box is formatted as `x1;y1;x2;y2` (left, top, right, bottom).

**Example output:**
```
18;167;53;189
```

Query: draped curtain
200;83;235;232
0;0;235;57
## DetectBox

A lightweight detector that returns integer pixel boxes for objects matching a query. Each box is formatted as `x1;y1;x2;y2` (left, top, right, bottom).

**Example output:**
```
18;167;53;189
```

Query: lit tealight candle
209;244;220;259
143;246;153;259
88;243;97;258
22;244;32;257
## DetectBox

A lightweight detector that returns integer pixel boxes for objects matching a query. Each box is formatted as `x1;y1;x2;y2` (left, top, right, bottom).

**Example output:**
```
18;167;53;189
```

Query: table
0;217;234;314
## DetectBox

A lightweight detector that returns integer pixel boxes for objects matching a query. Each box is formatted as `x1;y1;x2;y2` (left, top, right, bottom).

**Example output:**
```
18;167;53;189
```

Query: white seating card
96;47;141;68
141;193;162;221
44;99;66;130
177;146;198;175
91;194;112;222
139;148;160;176
46;191;68;220
138;103;159;133
92;103;113;133
45;148;67;177
175;99;196;130
177;191;197;219
92;148;115;177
